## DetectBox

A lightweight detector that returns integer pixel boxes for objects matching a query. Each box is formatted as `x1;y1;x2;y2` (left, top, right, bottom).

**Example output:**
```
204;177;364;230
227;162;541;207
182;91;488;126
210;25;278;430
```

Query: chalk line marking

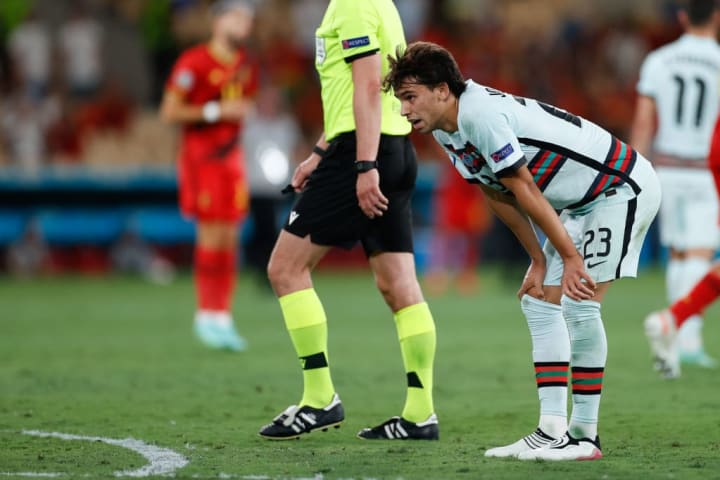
14;430;188;477
0;474;64;478
1;431;381;480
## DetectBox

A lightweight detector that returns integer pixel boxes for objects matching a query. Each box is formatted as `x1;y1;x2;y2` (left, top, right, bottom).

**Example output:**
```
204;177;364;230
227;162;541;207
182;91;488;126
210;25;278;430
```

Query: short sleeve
636;53;658;98
460;106;525;178
333;0;381;62
165;52;197;97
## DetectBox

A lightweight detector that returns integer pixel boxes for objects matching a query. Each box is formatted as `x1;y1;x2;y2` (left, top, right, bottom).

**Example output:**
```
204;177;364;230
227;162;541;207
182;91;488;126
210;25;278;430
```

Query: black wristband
312;145;327;157
355;160;378;173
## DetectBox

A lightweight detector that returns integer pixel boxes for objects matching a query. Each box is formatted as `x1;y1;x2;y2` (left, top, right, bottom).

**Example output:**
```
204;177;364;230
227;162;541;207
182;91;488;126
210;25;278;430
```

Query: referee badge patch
342;36;370;49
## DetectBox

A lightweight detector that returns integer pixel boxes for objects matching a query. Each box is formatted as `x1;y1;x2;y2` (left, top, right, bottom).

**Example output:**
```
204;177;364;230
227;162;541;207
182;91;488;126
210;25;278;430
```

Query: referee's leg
369;252;437;425
266;230;336;409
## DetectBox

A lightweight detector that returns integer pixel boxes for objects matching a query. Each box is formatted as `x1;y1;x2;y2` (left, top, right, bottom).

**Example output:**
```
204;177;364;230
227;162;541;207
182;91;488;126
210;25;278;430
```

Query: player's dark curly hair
383;41;466;97
684;0;718;25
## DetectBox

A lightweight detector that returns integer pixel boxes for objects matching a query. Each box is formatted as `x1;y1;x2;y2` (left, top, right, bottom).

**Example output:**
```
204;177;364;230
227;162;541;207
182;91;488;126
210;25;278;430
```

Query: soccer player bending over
160;0;257;351
385;42;660;460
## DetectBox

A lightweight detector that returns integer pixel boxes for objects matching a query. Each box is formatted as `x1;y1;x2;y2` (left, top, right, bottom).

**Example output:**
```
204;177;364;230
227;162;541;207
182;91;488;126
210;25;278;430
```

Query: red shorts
178;150;249;222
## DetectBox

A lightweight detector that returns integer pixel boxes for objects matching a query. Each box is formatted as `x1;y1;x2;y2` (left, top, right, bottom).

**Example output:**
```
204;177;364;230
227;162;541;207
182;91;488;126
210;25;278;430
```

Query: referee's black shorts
283;132;417;256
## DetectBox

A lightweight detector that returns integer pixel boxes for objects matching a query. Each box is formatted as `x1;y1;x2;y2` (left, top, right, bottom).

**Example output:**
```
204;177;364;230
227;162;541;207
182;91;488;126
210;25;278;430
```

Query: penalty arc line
4;430;189;478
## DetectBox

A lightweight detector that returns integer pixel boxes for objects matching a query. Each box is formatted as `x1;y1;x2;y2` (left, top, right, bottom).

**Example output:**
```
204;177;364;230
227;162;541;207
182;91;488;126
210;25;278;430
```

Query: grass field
1;267;719;479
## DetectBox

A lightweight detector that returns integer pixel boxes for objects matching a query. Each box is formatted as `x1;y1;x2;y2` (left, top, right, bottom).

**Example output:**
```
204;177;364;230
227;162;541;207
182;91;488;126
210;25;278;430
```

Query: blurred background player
645;112;720;378
424;162;489;296
160;0;257;351
631;0;720;368
242;84;301;291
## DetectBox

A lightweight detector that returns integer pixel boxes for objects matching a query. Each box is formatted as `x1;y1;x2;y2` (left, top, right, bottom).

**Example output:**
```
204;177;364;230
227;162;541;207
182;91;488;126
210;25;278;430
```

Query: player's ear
436;82;451;102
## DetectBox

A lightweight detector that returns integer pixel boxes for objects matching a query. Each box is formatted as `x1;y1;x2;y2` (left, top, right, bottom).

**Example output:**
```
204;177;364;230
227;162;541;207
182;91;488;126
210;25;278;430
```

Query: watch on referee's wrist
312;145;327;157
355;160;378;173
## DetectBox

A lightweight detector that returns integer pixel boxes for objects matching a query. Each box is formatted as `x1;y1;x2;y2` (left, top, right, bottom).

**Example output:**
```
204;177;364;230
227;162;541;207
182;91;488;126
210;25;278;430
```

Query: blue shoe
214;322;248;352
194;320;226;349
679;349;718;368
194;314;247;352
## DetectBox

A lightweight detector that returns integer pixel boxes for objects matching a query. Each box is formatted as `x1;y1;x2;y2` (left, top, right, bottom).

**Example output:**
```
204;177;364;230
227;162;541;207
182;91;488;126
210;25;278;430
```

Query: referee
259;0;439;440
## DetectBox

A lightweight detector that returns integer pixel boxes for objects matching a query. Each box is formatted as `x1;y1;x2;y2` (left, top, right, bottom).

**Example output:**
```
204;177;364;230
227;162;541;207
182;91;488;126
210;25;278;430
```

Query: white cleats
644;310;680;379
485;428;557;458
517;432;602;461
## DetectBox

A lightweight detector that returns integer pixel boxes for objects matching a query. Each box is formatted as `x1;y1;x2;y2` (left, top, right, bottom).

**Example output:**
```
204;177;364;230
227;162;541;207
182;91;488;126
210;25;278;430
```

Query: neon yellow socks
279;288;335;408
280;290;436;420
394;302;436;423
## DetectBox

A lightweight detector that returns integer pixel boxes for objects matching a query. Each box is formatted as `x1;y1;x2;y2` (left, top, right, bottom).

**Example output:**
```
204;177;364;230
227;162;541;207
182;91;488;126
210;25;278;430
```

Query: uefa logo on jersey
445;142;485;174
490;143;515;163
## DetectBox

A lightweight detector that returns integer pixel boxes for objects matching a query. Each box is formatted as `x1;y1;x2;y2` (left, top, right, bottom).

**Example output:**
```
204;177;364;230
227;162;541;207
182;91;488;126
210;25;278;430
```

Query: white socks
195;310;232;327
676;257;710;353
521;294;570;438
562;295;606;440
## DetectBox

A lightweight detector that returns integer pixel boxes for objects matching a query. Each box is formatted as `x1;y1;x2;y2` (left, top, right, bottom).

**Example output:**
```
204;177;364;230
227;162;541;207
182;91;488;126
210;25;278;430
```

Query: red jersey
709;116;720;225
165;44;258;162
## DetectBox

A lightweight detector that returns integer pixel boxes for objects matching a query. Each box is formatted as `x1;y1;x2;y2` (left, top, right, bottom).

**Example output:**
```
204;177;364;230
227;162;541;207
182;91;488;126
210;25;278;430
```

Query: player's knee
267;255;292;292
561;296;605;342
561;295;607;361
375;275;422;311
561;295;601;323
267;253;314;296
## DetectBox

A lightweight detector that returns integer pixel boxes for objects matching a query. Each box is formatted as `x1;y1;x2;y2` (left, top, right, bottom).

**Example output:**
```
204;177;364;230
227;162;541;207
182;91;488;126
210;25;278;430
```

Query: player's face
218;7;254;47
395;82;446;134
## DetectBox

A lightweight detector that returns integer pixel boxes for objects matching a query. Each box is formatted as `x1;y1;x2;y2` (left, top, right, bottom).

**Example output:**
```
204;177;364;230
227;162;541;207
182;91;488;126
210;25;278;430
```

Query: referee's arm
351;53;382;163
351;52;388;217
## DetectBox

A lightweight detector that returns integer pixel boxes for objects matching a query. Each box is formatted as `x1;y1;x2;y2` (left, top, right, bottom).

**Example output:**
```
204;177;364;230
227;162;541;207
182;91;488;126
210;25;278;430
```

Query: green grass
1;267;719;479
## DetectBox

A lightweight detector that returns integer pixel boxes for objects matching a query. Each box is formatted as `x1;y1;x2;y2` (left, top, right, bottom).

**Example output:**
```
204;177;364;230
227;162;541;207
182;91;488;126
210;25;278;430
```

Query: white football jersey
637;34;720;158
433;80;648;211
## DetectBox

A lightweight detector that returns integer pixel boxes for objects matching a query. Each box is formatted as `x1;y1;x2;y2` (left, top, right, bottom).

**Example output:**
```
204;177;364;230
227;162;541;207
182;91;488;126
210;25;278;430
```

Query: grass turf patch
0;268;718;479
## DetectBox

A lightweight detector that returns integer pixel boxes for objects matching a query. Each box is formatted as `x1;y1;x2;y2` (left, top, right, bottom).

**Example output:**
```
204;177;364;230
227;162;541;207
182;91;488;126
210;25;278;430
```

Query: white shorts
544;159;662;285
656;167;719;250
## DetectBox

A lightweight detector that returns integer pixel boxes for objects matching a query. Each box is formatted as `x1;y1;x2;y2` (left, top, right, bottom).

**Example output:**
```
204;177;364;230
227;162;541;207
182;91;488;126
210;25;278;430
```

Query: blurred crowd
0;0;682;172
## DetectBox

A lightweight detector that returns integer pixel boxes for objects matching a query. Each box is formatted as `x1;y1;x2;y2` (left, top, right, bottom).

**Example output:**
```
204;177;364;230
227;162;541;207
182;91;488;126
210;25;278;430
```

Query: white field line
0;474;64;478
0;430;389;480
21;430;188;477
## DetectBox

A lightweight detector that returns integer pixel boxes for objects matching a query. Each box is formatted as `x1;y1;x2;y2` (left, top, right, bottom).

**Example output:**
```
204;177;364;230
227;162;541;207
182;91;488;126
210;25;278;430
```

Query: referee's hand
289;154;322;193
356;170;388;218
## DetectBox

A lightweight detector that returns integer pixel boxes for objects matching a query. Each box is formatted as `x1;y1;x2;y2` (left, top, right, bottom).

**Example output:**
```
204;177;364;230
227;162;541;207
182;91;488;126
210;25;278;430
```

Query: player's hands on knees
561;254;596;301
517;259;546;300
220;99;248;122
356;169;388;218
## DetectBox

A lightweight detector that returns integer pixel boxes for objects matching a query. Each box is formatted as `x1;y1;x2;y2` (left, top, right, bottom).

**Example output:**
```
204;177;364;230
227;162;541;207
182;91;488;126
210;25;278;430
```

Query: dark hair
383;41;466;97
684;0;718;25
